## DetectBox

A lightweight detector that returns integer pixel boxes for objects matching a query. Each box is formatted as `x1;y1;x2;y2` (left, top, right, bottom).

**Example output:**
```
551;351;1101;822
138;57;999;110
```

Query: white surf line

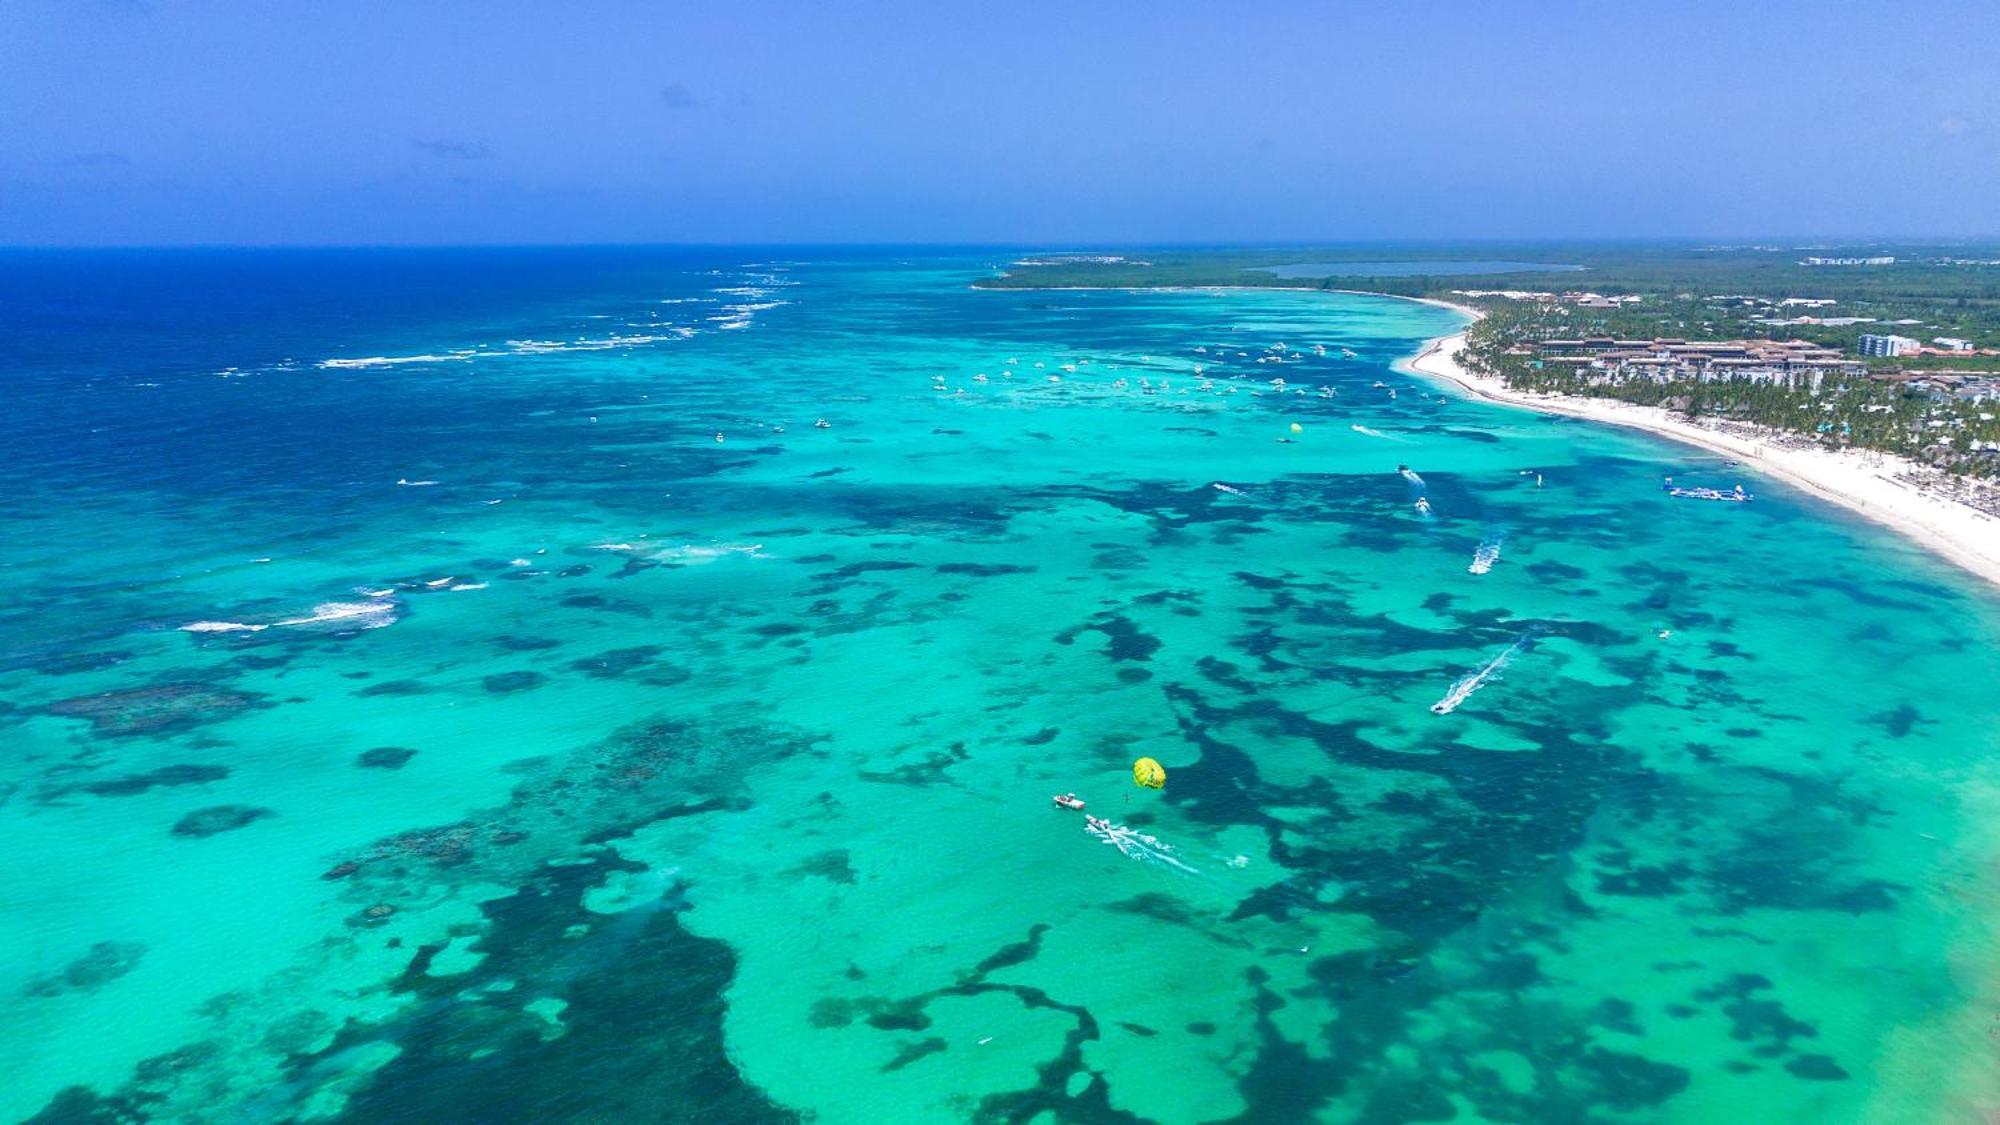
271;601;399;628
183;597;400;634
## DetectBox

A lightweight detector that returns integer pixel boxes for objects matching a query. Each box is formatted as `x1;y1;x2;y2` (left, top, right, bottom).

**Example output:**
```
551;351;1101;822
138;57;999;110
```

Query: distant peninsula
982;243;2000;585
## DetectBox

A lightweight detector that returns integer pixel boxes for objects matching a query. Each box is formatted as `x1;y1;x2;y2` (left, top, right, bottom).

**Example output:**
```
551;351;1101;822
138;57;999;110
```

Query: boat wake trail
1401;463;1432;517
1468;531;1503;575
1351;424;1405;442
1430;633;1535;715
1086;817;1200;874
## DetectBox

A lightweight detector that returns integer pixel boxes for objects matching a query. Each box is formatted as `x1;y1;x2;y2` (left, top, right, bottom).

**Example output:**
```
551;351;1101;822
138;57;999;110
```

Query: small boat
814;418;831;429
1663;477;1752;503
1053;793;1086;811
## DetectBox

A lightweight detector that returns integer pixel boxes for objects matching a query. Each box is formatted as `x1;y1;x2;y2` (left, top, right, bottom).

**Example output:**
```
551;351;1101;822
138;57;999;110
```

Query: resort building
1859;333;1922;357
1907;375;2000;404
1752;315;1876;327
1529;337;1862;390
1452;290;1642;307
1451;289;1558;302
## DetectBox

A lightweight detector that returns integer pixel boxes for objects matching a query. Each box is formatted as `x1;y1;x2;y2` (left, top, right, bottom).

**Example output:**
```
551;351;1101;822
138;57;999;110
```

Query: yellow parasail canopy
1132;757;1166;789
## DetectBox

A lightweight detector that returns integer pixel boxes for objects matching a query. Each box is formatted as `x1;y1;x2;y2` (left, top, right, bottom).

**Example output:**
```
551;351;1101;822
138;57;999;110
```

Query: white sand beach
1401;322;2000;591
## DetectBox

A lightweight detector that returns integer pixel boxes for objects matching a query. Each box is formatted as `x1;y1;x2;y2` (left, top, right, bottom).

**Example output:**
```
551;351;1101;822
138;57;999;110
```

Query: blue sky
3;0;1997;245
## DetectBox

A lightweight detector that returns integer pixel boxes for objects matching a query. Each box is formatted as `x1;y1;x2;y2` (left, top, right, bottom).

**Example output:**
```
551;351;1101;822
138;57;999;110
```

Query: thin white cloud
412;139;491;159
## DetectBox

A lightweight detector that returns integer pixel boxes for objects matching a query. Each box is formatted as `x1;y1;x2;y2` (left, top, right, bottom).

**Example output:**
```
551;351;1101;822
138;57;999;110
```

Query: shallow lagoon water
4;249;2000;1122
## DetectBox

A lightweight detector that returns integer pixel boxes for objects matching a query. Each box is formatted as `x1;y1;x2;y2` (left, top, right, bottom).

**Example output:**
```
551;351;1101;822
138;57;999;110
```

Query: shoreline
1401;328;2000;592
975;281;2000;591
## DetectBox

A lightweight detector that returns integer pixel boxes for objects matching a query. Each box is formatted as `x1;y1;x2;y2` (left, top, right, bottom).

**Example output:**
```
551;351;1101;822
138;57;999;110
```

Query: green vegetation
1462;314;2000;474
978;243;2000;333
983;243;2000;475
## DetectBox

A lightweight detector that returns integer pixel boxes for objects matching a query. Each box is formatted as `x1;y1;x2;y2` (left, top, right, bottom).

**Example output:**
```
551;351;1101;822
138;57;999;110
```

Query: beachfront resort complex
1512;336;1863;389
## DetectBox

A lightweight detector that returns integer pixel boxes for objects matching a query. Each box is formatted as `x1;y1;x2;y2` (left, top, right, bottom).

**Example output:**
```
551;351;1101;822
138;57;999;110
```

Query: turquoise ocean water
5;248;1999;1122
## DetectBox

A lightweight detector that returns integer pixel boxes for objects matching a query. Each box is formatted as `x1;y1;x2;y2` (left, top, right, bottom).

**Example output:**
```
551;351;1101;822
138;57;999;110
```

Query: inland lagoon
5;248;2000;1122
